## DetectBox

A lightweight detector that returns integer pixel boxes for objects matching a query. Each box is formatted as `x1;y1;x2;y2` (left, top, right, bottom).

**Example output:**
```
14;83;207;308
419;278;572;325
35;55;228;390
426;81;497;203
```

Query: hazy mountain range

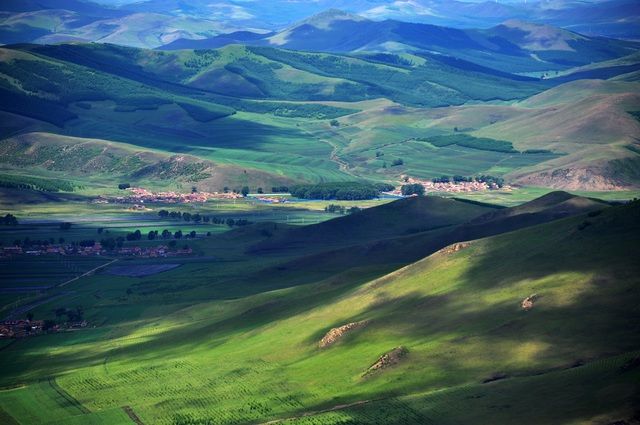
1;0;638;49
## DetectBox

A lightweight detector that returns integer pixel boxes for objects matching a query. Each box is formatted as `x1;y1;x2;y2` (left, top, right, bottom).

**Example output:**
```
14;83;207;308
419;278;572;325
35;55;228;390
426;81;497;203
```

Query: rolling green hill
1;41;638;191
256;192;609;283
0;132;295;192
15;42;546;107
0;195;637;424
249;195;495;253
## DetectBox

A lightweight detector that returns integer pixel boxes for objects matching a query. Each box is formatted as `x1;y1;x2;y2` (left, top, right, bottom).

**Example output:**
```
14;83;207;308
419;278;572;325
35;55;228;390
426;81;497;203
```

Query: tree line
290;182;394;200
158;210;252;227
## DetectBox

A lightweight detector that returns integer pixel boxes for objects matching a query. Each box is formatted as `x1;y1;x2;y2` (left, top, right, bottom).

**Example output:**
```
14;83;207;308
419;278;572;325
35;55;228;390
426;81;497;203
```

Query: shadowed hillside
249;196;496;253
253;192;608;284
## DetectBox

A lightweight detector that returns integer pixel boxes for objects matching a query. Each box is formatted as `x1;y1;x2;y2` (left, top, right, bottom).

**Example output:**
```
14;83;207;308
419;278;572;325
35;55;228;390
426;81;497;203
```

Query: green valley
1;4;640;424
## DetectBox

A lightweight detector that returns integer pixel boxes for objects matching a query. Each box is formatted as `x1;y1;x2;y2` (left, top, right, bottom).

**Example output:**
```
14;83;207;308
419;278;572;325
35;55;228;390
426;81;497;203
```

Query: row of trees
124;229;203;242
290;182;394;201
157;210;253;227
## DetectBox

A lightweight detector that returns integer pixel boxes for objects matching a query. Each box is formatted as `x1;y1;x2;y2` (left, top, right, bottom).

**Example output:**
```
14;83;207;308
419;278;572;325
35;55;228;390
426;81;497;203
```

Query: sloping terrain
0;195;637;425
15;42;545;107
257;192;608;281
0;132;295;191
324;77;640;189
249;195;495;253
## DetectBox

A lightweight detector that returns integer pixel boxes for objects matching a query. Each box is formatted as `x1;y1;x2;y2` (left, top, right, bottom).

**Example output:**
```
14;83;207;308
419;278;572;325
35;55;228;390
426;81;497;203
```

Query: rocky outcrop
521;294;538;311
363;346;408;376
319;321;369;348
437;242;470;255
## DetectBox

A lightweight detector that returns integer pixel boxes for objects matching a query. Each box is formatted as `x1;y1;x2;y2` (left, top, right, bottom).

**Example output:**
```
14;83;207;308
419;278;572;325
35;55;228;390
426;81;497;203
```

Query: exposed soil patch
123;405;145;425
521;293;538;311
437;242;470;255
363;346;408;376
319;321;369;348
107;264;181;277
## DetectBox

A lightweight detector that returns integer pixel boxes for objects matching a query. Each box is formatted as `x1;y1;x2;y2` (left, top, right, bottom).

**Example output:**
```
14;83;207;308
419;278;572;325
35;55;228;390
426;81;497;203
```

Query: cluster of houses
253;196;289;204
388;177;511;194
0;320;45;338
117;245;193;257
1;243;192;258
0;319;88;339
95;187;243;205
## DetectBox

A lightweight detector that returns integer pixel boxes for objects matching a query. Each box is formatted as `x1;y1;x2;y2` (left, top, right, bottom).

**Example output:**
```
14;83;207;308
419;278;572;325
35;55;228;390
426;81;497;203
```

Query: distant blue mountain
1;0;638;48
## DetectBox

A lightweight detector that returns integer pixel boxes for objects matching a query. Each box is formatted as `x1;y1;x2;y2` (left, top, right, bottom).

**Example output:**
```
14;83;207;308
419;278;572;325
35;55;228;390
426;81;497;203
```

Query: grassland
0;195;637;424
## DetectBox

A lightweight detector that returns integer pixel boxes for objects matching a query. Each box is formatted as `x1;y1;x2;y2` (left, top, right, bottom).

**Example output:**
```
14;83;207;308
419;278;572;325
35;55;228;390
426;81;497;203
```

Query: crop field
106;264;181;277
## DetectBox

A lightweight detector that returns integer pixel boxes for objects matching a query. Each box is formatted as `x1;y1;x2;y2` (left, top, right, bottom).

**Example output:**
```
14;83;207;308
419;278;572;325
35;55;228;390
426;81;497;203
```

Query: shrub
401;184;425;196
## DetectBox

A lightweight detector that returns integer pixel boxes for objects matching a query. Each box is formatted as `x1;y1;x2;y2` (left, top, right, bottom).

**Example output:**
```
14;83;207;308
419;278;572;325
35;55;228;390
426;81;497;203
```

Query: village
95;187;244;205
0;319;88;339
1;243;193;259
387;175;512;195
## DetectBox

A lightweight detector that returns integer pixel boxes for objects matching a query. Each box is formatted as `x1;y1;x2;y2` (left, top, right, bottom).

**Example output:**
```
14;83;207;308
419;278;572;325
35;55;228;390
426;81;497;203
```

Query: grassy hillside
1;42;638;191
262;192;608;281
0;132;299;192
0;196;637;424
0;46;360;186
18;42;545;107
249;195;495;253
473;80;640;190
320;77;640;189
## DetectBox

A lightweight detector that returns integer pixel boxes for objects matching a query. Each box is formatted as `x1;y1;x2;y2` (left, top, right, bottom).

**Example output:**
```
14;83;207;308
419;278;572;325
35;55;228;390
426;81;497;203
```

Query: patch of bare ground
436;242;471;255
319;321;369;348
363;346;408;377
514;165;633;191
521;293;539;311
123;406;145;425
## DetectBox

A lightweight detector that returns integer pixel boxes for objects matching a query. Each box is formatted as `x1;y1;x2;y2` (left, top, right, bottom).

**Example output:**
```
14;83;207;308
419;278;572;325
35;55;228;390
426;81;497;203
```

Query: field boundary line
58;258;118;288
4;292;72;321
258;399;376;424
122;405;145;425
46;376;91;414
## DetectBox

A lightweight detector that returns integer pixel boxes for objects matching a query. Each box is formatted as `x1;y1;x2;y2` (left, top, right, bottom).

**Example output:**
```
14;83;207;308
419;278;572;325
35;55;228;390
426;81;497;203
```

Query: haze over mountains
1;0;639;49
